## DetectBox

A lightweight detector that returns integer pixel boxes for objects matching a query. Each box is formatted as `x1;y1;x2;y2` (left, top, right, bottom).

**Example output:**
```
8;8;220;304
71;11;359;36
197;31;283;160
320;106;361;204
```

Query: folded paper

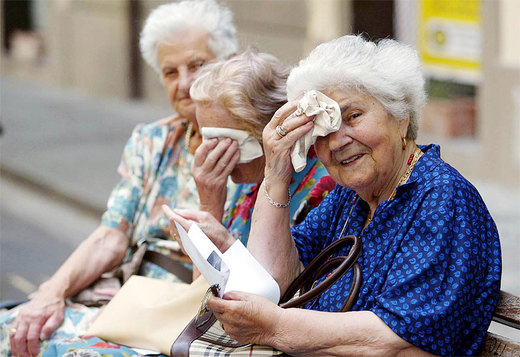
176;221;280;304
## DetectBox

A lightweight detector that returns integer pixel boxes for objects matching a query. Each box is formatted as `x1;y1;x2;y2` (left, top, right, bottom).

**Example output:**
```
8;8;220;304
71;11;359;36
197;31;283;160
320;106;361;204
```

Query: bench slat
480;332;520;357
494;291;520;330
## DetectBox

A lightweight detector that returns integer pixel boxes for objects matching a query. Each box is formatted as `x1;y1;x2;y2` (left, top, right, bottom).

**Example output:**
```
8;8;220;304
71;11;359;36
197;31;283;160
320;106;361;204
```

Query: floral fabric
101;115;199;247
223;147;333;244
292;144;501;355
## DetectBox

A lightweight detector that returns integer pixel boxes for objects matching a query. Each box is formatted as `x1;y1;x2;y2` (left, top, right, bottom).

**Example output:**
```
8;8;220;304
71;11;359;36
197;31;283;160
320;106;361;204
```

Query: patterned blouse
223;147;334;245
292;144;501;355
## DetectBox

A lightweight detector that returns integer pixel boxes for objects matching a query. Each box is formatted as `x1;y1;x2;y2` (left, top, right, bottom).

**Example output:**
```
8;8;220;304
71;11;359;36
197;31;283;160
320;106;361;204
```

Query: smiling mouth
341;154;363;165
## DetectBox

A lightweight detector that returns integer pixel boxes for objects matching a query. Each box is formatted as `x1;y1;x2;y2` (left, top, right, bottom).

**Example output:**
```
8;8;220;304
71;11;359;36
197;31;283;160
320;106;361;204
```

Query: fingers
11;318;29;357
268;100;299;130
193;138;218;167
194;138;239;177
39;312;63;341
26;320;43;357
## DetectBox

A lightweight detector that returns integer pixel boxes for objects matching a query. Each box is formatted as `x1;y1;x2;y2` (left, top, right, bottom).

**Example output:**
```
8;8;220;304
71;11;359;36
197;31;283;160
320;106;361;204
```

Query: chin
173;102;195;120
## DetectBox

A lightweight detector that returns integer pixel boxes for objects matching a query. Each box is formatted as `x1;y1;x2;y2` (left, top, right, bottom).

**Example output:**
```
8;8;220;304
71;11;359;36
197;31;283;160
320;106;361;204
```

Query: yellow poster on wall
419;0;481;83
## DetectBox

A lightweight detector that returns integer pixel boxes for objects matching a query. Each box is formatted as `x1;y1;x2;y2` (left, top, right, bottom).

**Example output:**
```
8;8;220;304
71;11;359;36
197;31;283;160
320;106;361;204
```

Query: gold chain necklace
184;122;194;153
339;146;423;235
388;146;422;201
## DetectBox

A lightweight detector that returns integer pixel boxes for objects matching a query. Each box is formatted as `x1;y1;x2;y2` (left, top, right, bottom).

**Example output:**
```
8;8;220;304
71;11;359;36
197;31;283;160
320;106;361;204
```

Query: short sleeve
101;124;147;237
369;178;501;355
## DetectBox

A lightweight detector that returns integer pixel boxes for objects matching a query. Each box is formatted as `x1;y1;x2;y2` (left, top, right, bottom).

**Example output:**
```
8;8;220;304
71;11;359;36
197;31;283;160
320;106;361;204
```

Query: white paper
175;221;229;293
175;221;280;303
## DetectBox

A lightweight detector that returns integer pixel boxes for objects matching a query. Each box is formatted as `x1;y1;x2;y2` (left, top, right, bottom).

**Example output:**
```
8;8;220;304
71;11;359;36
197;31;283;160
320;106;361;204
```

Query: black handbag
171;235;362;357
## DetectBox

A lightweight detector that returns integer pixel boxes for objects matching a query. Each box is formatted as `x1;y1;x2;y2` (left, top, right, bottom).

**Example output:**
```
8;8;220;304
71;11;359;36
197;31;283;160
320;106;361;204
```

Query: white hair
287;35;426;139
190;48;289;143
140;0;238;73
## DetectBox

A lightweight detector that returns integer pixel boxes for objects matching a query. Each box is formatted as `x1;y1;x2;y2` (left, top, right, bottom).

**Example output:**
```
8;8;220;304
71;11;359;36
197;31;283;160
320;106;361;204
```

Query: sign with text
419;0;482;84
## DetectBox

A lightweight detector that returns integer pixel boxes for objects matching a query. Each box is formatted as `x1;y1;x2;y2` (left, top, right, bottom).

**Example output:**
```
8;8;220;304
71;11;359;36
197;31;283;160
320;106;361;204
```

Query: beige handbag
86;275;209;354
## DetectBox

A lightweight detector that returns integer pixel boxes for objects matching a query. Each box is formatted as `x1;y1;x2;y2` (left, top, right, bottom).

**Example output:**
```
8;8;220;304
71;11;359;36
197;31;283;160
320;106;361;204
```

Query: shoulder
413;144;485;206
131;114;184;138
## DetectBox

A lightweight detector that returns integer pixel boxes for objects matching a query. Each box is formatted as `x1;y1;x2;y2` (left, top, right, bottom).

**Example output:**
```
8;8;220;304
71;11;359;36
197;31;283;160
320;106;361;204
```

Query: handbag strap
279;235;362;312
143;250;192;283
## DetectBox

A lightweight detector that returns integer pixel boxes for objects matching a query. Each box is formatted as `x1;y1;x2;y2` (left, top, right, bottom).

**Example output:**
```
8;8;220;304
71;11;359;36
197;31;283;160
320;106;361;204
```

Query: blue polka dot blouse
291;144;501;356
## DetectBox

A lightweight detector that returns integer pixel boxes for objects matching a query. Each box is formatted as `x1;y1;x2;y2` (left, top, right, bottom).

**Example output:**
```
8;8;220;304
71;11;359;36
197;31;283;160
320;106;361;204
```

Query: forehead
158;29;215;68
322;89;381;112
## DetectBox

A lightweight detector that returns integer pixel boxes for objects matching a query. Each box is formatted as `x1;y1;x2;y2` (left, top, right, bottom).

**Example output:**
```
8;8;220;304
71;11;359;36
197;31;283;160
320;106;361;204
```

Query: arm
192;138;239;221
208;292;432;357
247;101;314;292
10;225;128;357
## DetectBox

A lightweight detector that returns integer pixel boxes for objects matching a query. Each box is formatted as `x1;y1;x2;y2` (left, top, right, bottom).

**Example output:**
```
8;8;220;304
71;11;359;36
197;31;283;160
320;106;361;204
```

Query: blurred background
1;0;518;309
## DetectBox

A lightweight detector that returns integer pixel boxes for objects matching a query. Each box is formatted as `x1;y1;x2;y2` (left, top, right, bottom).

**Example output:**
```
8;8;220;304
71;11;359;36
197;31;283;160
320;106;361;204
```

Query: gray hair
287;35;426;139
140;0;238;73
190;48;289;143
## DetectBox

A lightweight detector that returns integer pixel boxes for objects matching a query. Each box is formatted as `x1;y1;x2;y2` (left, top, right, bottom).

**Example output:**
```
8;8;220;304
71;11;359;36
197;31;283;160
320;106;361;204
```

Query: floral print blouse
223;147;335;245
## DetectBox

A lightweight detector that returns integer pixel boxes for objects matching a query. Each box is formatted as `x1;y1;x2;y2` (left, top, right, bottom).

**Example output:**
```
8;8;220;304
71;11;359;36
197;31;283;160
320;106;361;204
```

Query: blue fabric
291;144;501;356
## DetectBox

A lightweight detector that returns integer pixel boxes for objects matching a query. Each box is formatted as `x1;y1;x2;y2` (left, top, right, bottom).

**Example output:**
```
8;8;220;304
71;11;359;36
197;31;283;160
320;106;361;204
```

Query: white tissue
287;90;341;172
200;127;264;164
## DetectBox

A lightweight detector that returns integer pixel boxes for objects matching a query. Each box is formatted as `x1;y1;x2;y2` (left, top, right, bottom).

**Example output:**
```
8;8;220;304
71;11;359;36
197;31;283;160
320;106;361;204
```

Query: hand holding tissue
287;90;341;172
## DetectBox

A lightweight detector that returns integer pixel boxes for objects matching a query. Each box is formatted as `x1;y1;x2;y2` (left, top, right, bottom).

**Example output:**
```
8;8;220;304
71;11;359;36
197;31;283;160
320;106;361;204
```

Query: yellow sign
419;0;481;83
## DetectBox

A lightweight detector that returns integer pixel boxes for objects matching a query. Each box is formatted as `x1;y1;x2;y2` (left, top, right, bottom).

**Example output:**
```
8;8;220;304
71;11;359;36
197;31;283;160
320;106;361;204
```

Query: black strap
143;250;192;283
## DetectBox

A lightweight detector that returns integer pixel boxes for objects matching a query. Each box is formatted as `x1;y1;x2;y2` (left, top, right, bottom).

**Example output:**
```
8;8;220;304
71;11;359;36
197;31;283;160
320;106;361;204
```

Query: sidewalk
1;77;518;295
1;77;171;214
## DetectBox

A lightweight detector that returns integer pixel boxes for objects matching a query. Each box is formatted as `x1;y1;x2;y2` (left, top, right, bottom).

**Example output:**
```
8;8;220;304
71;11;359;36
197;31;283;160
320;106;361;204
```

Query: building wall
1;0;518;185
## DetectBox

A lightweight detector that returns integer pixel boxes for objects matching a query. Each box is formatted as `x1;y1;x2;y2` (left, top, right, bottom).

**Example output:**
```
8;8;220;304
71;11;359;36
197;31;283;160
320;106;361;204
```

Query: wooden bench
480;291;520;356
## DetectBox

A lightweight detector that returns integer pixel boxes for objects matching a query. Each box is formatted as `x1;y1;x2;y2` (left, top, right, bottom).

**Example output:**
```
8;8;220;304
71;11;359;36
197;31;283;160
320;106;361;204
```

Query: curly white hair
140;0;238;73
287;35;426;139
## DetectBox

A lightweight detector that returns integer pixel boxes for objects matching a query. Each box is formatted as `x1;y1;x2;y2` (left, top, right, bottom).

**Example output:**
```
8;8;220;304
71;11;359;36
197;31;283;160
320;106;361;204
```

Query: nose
178;68;194;94
327;125;352;152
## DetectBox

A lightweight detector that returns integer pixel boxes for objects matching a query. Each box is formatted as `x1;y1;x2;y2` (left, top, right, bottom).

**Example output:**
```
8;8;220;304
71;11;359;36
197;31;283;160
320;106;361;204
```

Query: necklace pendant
407;153;414;165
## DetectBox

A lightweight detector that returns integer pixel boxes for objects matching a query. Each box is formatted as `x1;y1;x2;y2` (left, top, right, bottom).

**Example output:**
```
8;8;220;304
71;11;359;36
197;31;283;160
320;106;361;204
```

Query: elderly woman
1;1;238;356
173;35;501;356
167;48;332;251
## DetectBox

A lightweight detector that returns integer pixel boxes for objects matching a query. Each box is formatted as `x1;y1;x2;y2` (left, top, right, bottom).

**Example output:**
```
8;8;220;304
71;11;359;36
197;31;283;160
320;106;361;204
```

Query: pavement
1;76;519;297
1;76;171;214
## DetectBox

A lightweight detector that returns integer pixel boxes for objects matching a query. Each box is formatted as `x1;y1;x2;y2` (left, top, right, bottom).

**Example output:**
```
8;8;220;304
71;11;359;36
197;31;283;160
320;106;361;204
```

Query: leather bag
171;235;362;357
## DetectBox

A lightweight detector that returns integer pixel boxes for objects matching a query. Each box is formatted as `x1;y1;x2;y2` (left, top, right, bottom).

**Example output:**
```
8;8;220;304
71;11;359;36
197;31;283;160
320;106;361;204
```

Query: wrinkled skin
207;291;283;346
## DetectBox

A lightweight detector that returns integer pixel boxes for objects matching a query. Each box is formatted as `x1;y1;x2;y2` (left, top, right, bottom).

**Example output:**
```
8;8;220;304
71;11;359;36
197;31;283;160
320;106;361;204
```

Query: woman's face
196;102;265;184
314;89;409;198
158;28;216;122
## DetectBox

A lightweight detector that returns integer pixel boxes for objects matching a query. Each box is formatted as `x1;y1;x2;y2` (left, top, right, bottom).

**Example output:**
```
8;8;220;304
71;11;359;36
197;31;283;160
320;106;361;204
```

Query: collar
394;143;442;196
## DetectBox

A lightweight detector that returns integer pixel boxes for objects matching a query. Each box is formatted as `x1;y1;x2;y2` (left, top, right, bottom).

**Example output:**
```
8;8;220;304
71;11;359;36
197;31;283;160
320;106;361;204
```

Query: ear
225;52;237;60
399;113;411;138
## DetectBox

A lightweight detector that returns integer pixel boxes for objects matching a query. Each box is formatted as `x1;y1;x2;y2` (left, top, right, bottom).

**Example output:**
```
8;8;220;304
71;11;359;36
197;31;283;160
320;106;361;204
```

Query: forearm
38;225;129;298
248;180;302;293
271;310;421;357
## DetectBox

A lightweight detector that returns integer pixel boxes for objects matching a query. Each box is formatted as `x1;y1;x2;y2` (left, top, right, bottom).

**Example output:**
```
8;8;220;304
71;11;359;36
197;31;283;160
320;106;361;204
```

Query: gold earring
401;137;407;151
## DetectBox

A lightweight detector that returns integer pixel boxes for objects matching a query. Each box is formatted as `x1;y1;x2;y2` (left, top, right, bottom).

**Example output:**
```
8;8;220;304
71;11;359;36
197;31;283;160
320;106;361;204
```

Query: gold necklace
338;195;360;239
338;146;423;236
184;122;194;153
388;146;422;200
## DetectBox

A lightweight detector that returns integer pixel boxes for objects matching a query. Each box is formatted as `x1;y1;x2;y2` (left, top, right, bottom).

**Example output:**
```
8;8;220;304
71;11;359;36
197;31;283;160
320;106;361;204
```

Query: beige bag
86;275;209;354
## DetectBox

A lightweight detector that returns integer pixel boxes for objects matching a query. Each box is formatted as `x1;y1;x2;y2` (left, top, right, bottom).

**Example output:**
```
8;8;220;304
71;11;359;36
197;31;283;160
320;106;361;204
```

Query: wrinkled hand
207;291;283;346
162;206;236;253
192;138;240;220
263;100;314;188
10;291;65;357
